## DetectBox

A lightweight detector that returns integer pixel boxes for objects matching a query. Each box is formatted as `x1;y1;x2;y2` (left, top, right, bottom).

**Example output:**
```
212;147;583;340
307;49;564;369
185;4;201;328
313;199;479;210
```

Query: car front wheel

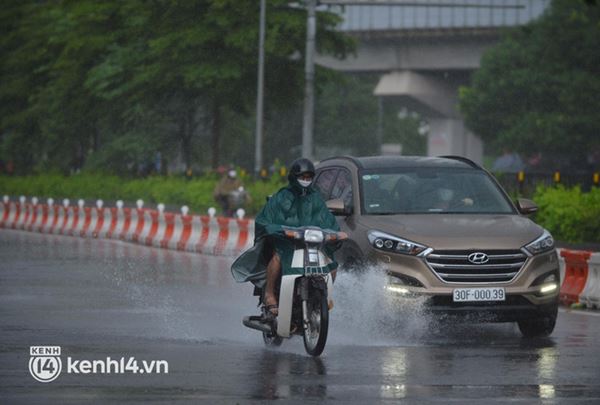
517;305;558;338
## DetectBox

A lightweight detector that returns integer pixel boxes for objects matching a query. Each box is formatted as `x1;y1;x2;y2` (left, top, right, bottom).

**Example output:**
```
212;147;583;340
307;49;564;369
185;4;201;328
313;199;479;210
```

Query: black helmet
288;158;315;182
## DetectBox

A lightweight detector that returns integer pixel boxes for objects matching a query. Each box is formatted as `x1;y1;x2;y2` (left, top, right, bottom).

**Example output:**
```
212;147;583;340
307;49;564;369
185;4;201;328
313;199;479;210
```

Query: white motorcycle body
277;248;334;337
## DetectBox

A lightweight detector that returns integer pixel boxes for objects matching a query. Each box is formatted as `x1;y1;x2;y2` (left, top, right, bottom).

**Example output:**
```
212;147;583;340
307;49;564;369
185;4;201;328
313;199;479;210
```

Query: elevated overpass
317;0;550;162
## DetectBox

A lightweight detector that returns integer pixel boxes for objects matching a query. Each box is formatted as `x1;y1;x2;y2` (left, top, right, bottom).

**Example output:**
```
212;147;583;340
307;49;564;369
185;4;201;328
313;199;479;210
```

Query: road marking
559;308;600;317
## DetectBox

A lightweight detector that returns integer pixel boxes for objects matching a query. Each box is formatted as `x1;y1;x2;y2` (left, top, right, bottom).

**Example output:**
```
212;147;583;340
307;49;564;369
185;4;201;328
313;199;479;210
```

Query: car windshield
360;167;515;215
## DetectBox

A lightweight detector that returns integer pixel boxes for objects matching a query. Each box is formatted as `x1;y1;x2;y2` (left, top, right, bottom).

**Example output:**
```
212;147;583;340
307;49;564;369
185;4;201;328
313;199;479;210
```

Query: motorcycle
243;225;347;356
225;187;249;217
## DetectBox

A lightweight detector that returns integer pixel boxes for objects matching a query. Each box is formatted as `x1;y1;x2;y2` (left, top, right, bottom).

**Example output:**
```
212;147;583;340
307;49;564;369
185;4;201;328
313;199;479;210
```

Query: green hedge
2;174;598;243
0;173;286;217
533;185;600;244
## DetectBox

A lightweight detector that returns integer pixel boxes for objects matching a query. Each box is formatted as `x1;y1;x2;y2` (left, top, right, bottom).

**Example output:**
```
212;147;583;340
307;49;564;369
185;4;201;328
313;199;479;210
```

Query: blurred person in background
213;167;248;217
492;149;525;173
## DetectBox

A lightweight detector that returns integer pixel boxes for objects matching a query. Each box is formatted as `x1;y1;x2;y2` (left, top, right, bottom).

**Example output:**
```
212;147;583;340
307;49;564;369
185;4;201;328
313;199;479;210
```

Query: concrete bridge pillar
374;70;483;164
427;118;483;164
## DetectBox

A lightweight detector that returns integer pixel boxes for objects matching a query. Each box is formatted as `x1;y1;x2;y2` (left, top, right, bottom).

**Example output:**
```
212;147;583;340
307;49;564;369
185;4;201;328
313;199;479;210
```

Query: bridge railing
328;0;550;32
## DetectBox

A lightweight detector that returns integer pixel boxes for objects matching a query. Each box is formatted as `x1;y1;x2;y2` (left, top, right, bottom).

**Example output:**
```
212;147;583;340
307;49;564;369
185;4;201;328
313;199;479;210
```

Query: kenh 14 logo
28;345;169;383
29;346;62;383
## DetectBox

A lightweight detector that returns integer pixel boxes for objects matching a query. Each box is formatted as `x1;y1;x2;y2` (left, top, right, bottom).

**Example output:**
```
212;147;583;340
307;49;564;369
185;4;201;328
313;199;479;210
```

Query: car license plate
453;287;505;302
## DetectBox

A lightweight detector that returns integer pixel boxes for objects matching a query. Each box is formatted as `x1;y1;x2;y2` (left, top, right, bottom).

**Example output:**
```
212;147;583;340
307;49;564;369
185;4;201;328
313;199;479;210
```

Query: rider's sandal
263;304;279;318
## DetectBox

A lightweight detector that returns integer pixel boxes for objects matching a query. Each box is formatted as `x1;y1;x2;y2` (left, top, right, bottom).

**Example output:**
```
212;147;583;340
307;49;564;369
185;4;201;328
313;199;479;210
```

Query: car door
318;167;364;265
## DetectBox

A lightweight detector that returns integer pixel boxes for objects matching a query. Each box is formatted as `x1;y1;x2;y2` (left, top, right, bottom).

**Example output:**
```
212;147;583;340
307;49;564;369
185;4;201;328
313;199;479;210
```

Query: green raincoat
230;177;340;288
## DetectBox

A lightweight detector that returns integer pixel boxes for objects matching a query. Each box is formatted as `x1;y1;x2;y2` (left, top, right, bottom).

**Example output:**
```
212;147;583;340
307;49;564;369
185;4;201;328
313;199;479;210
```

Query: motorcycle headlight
304;229;324;243
367;230;428;256
524;230;555;255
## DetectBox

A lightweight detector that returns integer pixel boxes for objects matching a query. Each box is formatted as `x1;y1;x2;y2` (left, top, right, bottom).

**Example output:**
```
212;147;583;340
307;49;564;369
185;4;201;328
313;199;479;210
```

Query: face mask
298;179;312;188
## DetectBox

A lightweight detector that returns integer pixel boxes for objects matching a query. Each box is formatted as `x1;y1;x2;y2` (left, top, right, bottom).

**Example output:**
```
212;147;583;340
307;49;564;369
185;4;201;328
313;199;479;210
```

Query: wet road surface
1;230;600;403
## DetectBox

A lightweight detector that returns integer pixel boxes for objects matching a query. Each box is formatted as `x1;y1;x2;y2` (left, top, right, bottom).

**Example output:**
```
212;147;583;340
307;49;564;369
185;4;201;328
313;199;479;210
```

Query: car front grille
425;249;528;283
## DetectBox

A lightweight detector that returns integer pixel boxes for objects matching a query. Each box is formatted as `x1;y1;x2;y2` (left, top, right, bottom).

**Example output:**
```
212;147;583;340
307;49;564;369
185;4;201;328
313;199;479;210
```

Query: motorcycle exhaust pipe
243;316;274;334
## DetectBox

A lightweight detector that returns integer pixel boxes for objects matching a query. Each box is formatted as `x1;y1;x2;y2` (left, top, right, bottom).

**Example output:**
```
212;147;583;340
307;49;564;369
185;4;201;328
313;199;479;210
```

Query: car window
330;169;353;209
314;169;338;200
361;168;514;215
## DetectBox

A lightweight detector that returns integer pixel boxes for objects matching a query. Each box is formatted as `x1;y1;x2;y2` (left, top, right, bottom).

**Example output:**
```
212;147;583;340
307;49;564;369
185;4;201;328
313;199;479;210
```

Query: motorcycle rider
231;158;341;316
213;168;243;216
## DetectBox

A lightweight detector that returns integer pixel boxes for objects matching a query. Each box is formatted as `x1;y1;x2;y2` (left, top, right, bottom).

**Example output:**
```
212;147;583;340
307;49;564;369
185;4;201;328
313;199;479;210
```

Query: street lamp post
254;0;266;175
301;0;316;160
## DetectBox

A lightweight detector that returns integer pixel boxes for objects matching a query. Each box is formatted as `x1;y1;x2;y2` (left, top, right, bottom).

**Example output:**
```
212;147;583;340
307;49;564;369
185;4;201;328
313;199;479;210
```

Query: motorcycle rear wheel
303;290;329;356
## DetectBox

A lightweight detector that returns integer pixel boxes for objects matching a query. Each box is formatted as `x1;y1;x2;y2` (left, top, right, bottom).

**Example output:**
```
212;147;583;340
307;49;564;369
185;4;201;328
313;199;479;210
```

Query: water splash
329;265;430;346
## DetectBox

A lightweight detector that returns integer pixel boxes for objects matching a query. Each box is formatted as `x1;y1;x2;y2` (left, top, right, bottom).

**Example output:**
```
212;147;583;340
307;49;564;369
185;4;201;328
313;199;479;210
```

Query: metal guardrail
494;171;600;197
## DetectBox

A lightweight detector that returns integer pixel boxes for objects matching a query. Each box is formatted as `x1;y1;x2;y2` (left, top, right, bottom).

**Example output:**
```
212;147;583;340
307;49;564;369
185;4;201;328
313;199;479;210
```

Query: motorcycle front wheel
302;290;329;356
262;332;283;347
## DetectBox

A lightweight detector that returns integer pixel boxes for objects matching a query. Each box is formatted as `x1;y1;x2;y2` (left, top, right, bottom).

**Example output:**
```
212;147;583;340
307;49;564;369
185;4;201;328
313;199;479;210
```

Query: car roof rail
438;155;481;169
318;155;363;169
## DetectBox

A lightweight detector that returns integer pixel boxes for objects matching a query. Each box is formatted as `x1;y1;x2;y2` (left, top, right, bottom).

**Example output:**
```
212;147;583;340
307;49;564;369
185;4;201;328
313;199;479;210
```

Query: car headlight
524;230;555;255
367;230;429;256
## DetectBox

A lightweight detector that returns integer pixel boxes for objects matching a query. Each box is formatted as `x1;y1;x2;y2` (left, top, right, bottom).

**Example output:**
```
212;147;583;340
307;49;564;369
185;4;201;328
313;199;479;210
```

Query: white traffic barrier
29;202;44;232
3;196;257;258
120;207;138;241
580;253;600;309
28;197;40;231
558;249;565;284
166;212;184;250
13;196;26;229
196;216;220;255
61;205;77;235
90;199;111;238
137;209;154;244
71;199;85;236
182;215;203;252
107;202;126;239
50;203;66;235
83;205;99;237
151;209;167;248
41;200;54;233
0;198;5;224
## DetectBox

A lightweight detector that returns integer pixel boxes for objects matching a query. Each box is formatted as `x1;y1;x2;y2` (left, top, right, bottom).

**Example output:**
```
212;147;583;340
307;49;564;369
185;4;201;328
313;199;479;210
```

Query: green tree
459;0;600;168
0;1;354;174
0;0;59;173
84;0;353;171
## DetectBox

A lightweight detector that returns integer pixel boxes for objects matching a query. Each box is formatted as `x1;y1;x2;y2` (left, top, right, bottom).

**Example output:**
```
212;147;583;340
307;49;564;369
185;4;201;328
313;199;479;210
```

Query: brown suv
315;156;559;337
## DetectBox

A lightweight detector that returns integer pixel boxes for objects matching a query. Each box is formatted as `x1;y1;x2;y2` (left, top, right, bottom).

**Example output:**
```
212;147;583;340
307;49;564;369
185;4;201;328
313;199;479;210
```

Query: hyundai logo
468;252;489;265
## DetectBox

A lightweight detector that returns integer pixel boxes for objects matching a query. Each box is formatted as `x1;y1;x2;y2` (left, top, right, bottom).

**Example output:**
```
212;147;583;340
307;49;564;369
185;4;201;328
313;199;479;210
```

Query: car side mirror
326;198;351;216
516;198;538;215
